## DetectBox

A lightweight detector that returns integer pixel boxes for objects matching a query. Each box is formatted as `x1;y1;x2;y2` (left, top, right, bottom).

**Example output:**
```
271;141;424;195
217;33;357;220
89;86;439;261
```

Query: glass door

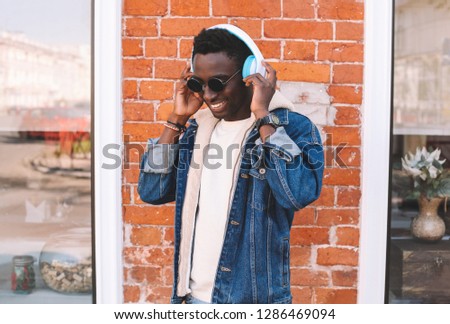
0;0;93;303
387;0;450;303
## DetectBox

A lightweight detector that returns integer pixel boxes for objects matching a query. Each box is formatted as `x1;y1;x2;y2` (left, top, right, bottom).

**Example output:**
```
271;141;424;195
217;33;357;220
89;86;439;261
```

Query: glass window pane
0;0;92;303
388;0;450;304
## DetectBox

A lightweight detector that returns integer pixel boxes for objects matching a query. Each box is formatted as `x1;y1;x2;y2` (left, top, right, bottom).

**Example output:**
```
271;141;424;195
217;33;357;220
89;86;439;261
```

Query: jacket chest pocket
249;167;271;211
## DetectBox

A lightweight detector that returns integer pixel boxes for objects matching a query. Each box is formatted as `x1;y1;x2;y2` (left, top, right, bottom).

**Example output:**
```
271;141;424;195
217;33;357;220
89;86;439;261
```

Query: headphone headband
191;24;266;78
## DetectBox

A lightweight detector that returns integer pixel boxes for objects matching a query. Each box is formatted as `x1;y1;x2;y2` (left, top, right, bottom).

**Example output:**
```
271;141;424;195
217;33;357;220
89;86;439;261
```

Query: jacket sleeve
137;138;179;205
252;114;324;211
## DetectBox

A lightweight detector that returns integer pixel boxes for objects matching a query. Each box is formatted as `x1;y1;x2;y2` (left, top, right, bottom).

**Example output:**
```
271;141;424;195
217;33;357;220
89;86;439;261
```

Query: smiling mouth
209;101;226;110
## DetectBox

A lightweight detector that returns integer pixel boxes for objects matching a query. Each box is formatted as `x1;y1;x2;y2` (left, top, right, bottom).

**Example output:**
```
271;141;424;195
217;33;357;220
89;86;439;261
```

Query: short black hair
192;28;252;69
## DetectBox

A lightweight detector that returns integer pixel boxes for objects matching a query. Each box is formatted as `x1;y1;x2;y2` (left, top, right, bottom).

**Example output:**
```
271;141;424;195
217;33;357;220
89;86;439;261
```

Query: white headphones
191;24;266;78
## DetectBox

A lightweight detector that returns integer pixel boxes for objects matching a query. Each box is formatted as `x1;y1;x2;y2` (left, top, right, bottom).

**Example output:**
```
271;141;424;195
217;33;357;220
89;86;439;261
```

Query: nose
202;83;220;102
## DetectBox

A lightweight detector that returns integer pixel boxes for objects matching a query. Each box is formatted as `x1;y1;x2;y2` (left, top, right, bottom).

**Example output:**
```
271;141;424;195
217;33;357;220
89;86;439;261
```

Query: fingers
243;61;277;88
262;61;277;86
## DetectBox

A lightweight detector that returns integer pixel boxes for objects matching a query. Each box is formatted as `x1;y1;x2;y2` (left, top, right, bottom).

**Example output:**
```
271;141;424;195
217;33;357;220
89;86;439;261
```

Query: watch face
271;114;280;125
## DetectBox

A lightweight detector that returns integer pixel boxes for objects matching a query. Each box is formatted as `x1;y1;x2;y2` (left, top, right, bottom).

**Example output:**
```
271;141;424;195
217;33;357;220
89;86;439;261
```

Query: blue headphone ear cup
242;55;256;78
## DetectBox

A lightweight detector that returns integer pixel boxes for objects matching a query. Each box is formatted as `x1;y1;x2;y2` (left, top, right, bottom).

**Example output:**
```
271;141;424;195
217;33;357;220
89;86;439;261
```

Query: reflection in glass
0;0;92;303
388;0;450;304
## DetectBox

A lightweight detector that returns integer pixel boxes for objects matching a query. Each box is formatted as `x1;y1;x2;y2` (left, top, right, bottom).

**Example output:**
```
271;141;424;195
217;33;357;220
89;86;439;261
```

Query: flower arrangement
401;146;450;200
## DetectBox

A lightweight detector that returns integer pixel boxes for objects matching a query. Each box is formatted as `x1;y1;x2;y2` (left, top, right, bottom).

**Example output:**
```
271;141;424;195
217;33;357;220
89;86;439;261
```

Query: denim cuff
255;127;302;162
143;137;179;174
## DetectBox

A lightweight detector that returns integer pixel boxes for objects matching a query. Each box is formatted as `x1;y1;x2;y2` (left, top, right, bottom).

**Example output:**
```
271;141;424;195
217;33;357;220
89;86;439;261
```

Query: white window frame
358;0;393;303
94;0;123;303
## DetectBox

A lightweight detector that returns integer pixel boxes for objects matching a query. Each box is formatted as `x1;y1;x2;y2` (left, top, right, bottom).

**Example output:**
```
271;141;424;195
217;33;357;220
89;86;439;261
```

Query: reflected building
0;31;90;115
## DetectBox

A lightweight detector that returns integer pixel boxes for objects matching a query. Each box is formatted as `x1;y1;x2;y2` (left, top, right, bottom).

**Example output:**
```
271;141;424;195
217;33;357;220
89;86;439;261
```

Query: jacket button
240;173;249;178
259;168;266;175
230;220;239;226
246;148;251;153
220;266;231;272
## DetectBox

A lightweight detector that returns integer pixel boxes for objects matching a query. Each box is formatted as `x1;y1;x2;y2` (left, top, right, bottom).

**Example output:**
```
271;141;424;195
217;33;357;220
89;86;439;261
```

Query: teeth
210;101;225;109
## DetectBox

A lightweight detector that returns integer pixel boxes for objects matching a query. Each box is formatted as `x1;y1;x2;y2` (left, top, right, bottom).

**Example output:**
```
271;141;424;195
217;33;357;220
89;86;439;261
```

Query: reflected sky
0;0;90;45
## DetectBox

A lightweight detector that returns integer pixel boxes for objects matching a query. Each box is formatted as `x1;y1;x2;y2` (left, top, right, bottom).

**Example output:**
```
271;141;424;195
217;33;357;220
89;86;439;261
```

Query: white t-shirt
189;116;254;302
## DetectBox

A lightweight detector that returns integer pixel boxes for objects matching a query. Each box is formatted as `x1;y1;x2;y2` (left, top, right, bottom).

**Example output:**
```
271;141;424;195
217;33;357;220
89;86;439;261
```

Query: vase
411;195;446;242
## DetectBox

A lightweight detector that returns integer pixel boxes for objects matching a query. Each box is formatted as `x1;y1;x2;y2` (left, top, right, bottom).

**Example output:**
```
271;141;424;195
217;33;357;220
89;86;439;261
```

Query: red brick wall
122;0;364;303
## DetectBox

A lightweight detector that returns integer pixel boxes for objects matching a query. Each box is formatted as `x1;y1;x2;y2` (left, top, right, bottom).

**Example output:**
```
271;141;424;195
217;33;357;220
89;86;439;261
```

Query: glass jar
11;255;36;294
39;228;92;294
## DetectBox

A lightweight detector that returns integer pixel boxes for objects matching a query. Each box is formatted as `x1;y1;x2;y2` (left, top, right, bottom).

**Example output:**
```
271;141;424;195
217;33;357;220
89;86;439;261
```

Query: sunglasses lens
208;78;225;92
187;78;203;93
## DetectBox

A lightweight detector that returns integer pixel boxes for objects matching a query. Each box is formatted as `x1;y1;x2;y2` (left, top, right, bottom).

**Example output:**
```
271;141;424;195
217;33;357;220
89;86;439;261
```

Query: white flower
429;165;439;179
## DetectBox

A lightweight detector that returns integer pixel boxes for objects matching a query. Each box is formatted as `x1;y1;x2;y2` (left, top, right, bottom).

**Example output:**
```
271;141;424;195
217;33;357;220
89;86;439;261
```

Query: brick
323;168;360;186
333;64;363;84
163;227;175;245
311;186;334;207
163;267;173;285
255;40;281;59
146;286;172;304
145;39;178;58
291;268;329;286
229;19;262;38
323;126;360;146
291;227;329;245
180;39;194;58
123;285;140;303
123;59;153;78
293;207;315;226
123;247;174;266
292;287;312;304
123;80;138;99
324;147;334;167
123;122;164;142
130;266;163;285
332;270;357;287
212;0;281;17
123;185;132;204
315;288;357;304
337;187;361;207
124;0;168;16
290;246;311;266
333;106;361;125
130;227;164;246
161;18;227;36
328;85;362;104
336;22;364;41
124;18;158;37
123;39;143;57
123;166;140;184
124;205;175;225
318;43;364;63
154;59;187;79
284;41;315;61
171;0;209;16
123;102;154;122
133;186;146;205
140;81;174;100
124;141;146;164
265;21;332;40
271;62;329;83
318;0;364;20
316;208;359;226
157;102;174;121
317;247;358;266
336;227;360;246
337;146;360;167
283;0;315;18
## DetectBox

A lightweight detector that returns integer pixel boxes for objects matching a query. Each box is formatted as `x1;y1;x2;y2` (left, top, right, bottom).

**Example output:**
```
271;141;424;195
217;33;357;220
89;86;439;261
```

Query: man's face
192;52;252;121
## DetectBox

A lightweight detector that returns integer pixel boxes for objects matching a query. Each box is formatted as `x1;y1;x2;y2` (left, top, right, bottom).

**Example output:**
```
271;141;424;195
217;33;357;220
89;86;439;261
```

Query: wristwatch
255;113;281;130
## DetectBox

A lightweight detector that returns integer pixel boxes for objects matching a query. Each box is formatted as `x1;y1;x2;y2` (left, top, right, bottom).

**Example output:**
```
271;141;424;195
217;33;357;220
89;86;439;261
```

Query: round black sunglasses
187;69;241;93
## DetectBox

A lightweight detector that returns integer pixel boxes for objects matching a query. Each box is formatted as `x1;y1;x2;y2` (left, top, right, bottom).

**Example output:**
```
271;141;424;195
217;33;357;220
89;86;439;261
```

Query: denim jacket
138;105;324;304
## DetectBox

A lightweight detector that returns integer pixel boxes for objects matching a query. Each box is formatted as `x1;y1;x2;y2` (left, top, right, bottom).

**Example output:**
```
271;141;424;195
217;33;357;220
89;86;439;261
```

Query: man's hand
243;61;277;119
171;62;204;125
